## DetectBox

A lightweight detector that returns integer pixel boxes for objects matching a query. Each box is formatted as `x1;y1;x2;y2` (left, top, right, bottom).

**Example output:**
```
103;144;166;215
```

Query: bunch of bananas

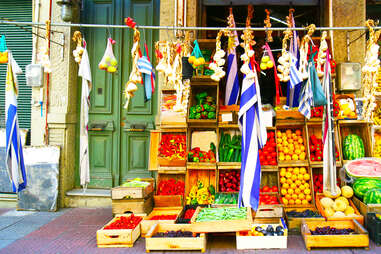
373;105;381;125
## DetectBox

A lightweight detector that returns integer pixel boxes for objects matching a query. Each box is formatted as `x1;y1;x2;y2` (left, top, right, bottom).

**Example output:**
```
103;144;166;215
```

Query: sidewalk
0;207;379;254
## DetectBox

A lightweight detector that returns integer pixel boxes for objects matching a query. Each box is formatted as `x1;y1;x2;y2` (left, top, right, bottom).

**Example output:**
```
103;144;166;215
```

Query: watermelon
345;158;381;179
363;188;381;204
353;178;381;199
343;134;365;160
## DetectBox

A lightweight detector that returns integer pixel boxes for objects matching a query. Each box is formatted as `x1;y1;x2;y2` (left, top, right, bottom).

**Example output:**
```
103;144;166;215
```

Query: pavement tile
0;240;14;250
0;210;11;216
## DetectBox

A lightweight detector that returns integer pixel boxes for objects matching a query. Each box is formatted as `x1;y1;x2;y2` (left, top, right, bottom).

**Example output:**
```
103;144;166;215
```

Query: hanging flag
78;42;92;188
298;62;314;119
5;52;26;192
287;12;303;107
322;52;337;195
238;60;267;210
289;55;303;88
225;11;240;105
144;43;155;94
137;56;154;102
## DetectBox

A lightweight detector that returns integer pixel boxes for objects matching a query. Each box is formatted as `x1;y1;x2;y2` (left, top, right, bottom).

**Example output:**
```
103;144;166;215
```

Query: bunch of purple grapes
153;230;196;237
311;226;354;235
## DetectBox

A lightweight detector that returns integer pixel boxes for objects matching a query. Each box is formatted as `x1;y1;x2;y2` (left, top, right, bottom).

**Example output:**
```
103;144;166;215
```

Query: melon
335;196;349;207
325;207;335;217
343;134;365;160
333;199;347;212
344;206;355;216
333;211;345;217
341;186;354;198
320;197;334;209
345;158;381;179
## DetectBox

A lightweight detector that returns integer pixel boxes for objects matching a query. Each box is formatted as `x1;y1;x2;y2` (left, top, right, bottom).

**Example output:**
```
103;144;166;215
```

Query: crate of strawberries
96;214;143;248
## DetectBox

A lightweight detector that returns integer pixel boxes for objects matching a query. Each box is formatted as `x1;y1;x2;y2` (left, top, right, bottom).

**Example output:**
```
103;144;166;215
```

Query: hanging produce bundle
123;17;141;109
188;40;205;69
98;37;118;73
0;35;8;63
186;181;215;205
277;27;292;82
316;31;329;77
209;30;229;81
72;31;84;64
362;20;381;121
260;52;274;71
37;20;52;73
298;24;316;80
239;20;255;79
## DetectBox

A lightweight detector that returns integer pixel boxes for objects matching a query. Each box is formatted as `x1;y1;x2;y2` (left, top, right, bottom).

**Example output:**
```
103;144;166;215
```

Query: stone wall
32;0;79;208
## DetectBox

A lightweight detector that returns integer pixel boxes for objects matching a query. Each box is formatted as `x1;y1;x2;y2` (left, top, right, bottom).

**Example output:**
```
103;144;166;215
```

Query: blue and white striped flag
137;56;155;101
225;14;240;105
5;52;27;192
298;62;314;119
289;55;303;88
238;62;267;210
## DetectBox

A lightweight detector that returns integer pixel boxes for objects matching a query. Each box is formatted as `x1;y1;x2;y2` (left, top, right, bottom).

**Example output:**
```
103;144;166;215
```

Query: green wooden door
82;0;159;188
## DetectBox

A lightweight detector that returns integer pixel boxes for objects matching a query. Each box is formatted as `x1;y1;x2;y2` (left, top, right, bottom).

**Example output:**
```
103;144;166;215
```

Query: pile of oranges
277;129;306;161
279;167;312;205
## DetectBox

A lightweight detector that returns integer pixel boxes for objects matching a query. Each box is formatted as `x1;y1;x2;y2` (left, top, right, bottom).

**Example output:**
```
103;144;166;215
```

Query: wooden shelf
278;161;309;167
338;119;371;125
191;76;218;84
158;167;187;174
261;165;278;172
218;123;239;129
309;162;342;168
217;162;241;169
187;162;216;170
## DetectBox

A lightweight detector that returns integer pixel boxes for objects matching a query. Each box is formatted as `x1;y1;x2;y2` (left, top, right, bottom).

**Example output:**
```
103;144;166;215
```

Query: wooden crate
157;129;187;168
112;195;153;215
218;105;239;125
236;218;288;249
96;214;142;248
185;168;216;203
145;223;206;253
160;90;187;127
315;193;364;225
154;172;185;207
255;194;283;219
278;166;316;208
148;130;160;171
276;109;304;121
217;127;241;163
338;120;372;163
284;207;325;234
261;171;279;193
276;125;309;167
140;207;183;236
189;206;252;233
111;179;154;200
352;196;381;227
187;78;219;125
216;166;240;193
306;123;342;167
301;219;369;250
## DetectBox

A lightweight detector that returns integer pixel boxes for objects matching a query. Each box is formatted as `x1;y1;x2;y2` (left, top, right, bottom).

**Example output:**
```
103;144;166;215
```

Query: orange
288;139;294;144
292;133;297;138
291;175;297;181
277;131;282;138
287;188;294;195
295;130;302;136
292;194;298;200
286;129;292;135
302;200;309;205
283;147;289;155
304;183;310;189
299;184;306;191
306;194;312;201
295;188;302;194
279;155;285;161
277;139;283;145
295;180;302;186
282;183;290;189
288;143;294;150
298;193;305;200
304;189;311;195
290;183;297;189
285;172;292;179
292;154;299;160
282;197;289;205
287;133;292;139
295;199;302;205
279;152;285;158
300;145;305;151
285;194;292;200
303;174;310;181
282;135;287;141
287;167;293;172
289;199;295;205
295;149;301;155
280;177;286;184
285;155;292;161
281;188;287;196
300;167;307;174
281;167;287;172
298;138;304;144
299;153;306;160
287;179;293;185
297;174;304;181
280;171;286;177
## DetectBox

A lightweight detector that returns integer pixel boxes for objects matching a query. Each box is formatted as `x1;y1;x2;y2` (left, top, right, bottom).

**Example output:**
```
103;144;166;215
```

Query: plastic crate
367;213;381;245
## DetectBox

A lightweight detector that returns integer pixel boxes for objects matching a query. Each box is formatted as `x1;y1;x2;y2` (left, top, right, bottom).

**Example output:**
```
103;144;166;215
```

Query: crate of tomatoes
96;214;143;248
259;130;277;166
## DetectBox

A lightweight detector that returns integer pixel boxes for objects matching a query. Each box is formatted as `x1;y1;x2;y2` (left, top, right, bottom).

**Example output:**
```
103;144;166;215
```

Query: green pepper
193;157;200;162
191;199;198;205
210;104;216;112
189;113;195;119
203;103;211;111
207;111;215;119
208;185;215;195
210;142;216;153
196;105;202;113
190;106;197;115
195;113;201;119
201;111;208;119
196;92;208;105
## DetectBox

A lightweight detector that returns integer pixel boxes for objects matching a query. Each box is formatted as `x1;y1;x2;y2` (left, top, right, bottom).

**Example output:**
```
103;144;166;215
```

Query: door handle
88;121;114;131
125;123;146;132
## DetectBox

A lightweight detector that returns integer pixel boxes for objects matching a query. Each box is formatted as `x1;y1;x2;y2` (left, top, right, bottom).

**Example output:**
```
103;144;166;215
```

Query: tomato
271;186;278;192
262;186;270;192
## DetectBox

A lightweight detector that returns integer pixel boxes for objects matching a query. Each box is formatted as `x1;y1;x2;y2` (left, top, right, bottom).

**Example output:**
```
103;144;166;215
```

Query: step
66;188;111;197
